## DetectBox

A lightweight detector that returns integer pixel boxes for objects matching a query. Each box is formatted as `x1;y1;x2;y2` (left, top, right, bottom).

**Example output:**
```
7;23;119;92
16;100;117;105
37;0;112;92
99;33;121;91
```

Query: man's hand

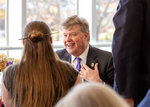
125;98;134;107
80;63;103;82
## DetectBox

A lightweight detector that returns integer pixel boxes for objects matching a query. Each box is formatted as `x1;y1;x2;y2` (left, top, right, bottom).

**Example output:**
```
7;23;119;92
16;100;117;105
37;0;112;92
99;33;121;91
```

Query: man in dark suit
56;15;114;87
112;0;150;106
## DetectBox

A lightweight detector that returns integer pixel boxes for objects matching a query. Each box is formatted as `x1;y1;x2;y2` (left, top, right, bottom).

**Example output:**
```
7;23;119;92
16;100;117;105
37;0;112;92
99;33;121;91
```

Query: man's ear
84;32;89;41
50;37;53;44
22;39;25;45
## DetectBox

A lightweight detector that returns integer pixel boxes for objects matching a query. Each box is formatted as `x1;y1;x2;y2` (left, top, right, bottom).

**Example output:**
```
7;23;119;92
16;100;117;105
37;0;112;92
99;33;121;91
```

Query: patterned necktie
75;57;82;72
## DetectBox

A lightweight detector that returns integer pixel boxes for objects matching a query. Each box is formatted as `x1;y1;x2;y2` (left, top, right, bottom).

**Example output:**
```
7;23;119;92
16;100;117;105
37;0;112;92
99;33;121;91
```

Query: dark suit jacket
56;45;114;87
112;0;150;106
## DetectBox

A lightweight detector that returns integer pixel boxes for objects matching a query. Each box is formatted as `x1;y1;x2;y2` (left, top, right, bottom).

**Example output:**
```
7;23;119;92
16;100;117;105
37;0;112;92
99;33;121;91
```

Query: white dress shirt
71;45;89;69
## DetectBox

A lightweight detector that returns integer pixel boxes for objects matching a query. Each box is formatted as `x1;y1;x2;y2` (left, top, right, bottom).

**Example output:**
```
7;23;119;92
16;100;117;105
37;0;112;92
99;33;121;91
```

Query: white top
71;45;89;68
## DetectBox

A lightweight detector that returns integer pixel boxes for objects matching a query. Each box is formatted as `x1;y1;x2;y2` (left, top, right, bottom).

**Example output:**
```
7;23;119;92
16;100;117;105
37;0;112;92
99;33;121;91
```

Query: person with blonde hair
56;83;129;107
2;21;81;107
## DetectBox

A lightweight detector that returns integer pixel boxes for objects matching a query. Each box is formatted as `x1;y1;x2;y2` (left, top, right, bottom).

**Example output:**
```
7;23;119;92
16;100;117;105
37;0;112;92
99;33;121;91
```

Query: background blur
0;0;118;59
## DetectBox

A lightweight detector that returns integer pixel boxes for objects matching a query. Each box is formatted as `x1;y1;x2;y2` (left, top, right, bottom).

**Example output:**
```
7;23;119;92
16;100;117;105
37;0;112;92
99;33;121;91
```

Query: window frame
0;0;112;58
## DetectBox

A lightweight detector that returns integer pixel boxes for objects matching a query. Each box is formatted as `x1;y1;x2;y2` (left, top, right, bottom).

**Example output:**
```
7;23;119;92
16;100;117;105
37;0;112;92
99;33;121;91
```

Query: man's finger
82;63;90;70
81;67;86;71
94;63;98;71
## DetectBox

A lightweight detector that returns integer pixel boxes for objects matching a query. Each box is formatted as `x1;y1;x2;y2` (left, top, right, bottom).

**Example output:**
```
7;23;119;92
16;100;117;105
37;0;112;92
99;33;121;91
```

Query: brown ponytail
12;21;72;107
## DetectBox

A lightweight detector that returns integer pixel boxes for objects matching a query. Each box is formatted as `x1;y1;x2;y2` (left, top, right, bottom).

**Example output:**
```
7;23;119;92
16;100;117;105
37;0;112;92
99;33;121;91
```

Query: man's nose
66;35;71;41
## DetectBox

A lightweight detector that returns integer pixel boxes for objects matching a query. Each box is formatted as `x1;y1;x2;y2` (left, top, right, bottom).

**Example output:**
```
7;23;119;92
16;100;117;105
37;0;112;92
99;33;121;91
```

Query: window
0;0;6;56
96;0;118;42
27;0;76;42
0;0;119;59
0;0;6;47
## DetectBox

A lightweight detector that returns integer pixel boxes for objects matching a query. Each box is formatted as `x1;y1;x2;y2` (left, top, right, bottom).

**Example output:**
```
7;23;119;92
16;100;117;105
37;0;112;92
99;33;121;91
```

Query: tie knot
75;57;81;62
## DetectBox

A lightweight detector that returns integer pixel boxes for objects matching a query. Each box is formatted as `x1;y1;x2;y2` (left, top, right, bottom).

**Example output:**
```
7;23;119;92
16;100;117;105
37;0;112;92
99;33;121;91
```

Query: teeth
67;44;74;46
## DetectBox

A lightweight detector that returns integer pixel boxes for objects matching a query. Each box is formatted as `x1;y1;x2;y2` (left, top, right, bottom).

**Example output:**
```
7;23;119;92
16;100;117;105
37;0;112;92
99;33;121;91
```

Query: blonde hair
56;83;129;107
61;15;90;41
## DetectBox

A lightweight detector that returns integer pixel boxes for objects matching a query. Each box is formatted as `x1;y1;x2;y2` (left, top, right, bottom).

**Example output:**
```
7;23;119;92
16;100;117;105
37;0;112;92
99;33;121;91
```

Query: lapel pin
91;63;94;67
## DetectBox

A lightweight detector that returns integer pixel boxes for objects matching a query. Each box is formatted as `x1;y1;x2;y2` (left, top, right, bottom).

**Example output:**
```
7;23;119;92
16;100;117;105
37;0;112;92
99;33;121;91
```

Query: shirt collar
71;45;89;63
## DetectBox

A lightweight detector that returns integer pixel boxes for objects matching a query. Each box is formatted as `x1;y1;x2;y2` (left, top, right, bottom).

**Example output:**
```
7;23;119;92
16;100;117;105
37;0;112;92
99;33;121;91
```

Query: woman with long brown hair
1;21;81;107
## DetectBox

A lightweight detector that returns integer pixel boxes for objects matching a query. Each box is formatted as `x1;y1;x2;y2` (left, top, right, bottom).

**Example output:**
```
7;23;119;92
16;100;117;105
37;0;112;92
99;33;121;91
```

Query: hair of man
61;15;90;42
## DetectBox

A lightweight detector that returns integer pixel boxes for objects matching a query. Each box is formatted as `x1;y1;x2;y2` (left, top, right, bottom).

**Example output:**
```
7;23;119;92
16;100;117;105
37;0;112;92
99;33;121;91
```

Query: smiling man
56;15;114;87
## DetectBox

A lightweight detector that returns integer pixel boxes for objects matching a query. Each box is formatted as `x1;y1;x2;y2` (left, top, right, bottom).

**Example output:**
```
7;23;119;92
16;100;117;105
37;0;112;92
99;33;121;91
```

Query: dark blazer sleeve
112;0;143;98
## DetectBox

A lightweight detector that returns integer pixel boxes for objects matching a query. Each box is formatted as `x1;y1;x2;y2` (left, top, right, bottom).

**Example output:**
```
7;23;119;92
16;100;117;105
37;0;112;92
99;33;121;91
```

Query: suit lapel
86;45;98;69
